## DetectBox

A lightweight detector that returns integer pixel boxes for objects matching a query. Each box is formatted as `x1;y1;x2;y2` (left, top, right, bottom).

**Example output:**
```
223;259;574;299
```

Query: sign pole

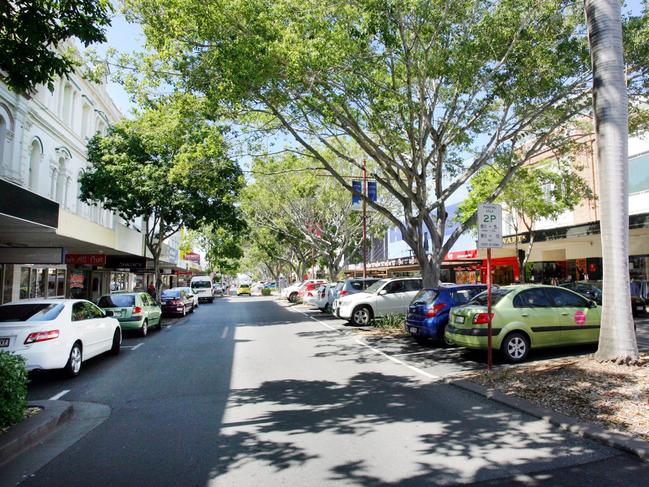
477;203;502;374
362;159;368;279
487;247;493;372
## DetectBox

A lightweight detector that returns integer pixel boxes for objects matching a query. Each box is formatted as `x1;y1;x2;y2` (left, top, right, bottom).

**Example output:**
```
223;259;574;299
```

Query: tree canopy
123;0;600;286
80;94;245;294
1;0;113;92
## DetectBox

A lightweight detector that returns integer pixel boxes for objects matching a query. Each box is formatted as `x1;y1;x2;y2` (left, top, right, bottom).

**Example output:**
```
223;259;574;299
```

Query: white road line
221;326;229;339
130;343;143;350
293;308;441;380
49;389;70;401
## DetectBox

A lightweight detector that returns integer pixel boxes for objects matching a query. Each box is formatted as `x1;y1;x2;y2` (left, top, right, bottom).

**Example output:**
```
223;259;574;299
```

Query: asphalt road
14;297;649;486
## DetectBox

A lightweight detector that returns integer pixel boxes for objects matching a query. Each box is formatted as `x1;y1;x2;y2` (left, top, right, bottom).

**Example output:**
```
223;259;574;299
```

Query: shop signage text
65;253;107;266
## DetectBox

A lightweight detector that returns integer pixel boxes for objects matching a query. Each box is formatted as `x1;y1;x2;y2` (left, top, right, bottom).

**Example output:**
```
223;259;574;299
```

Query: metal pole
487;247;493;372
362;159;367;279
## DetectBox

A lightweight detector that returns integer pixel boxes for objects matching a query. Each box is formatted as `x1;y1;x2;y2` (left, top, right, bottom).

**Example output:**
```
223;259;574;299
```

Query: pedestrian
147;283;156;301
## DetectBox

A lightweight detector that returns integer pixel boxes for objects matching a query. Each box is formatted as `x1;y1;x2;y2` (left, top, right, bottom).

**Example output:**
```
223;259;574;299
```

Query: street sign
477;204;503;249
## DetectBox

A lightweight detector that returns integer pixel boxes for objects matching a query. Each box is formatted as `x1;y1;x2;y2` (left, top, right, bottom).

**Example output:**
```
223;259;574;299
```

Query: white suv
337;278;422;326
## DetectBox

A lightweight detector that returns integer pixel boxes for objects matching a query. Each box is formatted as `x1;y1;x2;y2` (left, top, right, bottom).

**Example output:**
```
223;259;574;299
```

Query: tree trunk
419;253;441;288
585;0;638;363
522;232;535;283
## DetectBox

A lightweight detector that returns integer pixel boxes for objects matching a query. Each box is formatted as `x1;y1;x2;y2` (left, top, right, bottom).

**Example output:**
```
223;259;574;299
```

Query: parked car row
0;282;223;377
298;276;644;364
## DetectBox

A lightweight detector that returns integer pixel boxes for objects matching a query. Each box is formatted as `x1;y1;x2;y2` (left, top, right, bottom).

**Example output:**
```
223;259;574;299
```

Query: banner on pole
352;180;362;210
367;180;377;202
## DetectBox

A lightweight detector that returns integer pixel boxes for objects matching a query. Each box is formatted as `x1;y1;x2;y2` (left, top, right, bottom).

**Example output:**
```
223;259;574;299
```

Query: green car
97;292;163;337
445;285;600;363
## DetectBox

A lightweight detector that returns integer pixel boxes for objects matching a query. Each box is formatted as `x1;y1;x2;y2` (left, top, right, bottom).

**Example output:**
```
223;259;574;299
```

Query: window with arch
81;103;91;138
55;157;67;205
62;83;73;125
28;139;43;191
0;114;6;166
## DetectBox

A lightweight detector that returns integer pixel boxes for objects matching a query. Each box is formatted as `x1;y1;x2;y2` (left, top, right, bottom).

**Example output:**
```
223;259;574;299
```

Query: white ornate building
0;60;182;303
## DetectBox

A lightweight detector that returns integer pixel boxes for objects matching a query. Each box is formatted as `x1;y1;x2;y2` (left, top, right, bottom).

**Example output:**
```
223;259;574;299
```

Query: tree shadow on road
209;371;612;485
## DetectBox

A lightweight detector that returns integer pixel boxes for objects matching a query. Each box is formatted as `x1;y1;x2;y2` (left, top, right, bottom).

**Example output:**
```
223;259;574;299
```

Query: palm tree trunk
585;0;638;363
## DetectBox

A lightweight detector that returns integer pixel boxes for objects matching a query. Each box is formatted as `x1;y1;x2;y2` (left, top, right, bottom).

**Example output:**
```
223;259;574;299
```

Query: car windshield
411;289;439;305
98;295;135;308
191;281;212;289
162;290;181;298
365;279;388;294
0;303;65;322
469;288;513;306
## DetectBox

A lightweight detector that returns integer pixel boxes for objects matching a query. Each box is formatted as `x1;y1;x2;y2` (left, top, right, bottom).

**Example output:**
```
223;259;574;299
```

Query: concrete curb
0;400;73;467
450;378;649;461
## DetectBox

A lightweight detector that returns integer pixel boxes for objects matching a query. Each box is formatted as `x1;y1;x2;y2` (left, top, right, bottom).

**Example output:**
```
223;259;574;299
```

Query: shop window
57;269;66;296
3;265;13;304
629;152;649;194
36;268;47;298
20;268;30;299
48;269;57;297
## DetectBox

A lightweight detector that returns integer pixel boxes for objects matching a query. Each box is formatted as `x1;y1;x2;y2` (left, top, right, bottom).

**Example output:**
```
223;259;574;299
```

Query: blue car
405;284;487;346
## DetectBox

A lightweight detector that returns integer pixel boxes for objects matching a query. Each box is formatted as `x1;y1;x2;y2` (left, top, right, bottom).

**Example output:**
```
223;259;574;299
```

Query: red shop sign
65;253;107;266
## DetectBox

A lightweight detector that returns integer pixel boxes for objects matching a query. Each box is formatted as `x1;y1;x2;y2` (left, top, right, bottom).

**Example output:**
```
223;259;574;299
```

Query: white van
190;276;214;303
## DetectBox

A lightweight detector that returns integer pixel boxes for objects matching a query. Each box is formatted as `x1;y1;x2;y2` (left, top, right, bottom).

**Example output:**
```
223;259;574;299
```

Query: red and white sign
65;253;106;266
445;249;478;261
574;310;586;326
184;252;201;263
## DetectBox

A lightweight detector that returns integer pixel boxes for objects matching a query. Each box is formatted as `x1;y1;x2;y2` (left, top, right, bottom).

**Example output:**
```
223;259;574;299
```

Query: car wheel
289;292;297;303
351;305;372;326
437;324;453;348
209;298;214;303
158;316;164;330
190;304;194;313
64;342;82;378
182;306;187;317
141;319;149;337
501;332;530;363
110;329;121;355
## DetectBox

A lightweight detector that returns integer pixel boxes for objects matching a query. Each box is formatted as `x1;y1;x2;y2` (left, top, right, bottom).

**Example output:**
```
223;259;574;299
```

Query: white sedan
337;278;422;326
0;299;122;377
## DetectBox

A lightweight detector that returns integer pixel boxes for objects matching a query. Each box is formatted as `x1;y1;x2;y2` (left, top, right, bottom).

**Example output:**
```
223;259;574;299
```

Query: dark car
160;289;194;316
560;281;646;316
405;284;488;346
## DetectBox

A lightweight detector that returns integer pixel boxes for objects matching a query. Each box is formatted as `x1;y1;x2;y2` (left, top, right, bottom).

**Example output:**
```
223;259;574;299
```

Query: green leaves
0;0;113;93
81;94;245;242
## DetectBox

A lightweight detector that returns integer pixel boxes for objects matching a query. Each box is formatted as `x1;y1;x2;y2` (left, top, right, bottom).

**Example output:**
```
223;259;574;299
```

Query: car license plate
409;327;417;334
454;316;465;324
0;337;10;347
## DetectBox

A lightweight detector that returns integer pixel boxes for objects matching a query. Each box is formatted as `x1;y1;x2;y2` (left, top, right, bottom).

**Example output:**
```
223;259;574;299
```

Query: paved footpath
7;297;649;486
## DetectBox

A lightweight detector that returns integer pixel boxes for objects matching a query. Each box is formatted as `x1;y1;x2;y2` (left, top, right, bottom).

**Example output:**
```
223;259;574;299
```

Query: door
545;288;600;345
71;302;98;358
143;293;161;324
512;288;560;347
376;281;408;315
84;301;112;355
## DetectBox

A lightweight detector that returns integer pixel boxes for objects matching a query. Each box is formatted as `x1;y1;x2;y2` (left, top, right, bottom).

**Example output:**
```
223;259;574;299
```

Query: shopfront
0;264;67;304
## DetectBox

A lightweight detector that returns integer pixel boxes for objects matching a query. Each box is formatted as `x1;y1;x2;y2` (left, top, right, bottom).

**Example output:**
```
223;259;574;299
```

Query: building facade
0;62;182;303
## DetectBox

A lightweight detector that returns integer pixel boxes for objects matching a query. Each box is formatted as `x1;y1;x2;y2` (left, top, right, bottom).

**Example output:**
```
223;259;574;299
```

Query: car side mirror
104;310;114;317
589;300;598;308
378;289;387;296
